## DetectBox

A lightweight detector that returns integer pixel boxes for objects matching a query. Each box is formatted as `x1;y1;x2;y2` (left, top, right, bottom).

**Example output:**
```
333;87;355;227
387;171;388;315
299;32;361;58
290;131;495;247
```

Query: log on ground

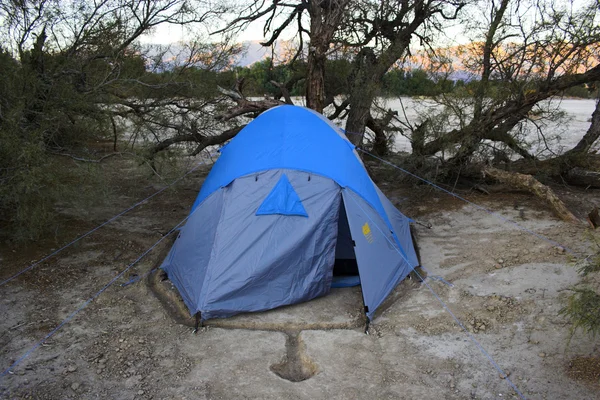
484;167;580;223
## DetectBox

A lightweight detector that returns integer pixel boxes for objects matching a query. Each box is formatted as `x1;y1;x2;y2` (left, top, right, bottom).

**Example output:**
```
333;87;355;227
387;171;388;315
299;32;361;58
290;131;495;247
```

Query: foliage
224;60;456;99
219;62;596;101
560;233;600;340
218;0;599;161
382;69;455;97
397;0;600;165
2;0;600;241
578;233;600;277
0;47;56;240
560;288;600;339
324;59;352;98
0;0;234;241
562;84;598;99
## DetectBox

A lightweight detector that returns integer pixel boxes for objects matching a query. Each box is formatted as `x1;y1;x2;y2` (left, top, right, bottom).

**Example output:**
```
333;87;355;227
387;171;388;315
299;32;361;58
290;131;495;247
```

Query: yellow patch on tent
362;222;374;243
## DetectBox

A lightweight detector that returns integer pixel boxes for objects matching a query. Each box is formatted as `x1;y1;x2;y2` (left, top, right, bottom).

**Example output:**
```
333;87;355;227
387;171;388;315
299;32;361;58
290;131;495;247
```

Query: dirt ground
0;157;599;399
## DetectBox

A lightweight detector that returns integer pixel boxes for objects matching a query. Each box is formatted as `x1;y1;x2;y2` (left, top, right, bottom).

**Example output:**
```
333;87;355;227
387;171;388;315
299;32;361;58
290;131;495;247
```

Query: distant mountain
236;41;271;66
142;40;294;69
236;40;300;67
143;40;477;81
236;41;477;81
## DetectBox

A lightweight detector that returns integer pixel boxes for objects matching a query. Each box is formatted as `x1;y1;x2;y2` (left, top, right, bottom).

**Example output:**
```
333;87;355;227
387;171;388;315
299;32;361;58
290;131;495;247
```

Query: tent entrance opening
332;198;359;287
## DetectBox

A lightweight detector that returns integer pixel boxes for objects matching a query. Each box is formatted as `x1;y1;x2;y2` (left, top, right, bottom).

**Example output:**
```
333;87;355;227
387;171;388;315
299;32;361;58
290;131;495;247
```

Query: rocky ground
0;157;599;399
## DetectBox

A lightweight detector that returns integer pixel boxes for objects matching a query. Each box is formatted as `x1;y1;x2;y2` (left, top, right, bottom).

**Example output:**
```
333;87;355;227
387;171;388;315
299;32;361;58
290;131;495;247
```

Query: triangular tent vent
256;174;308;217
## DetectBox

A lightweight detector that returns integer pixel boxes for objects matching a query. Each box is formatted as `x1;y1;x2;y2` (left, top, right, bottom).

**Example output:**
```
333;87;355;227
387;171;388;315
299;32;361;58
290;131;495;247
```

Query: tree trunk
305;40;327;112
566;168;600;188
346;48;378;146
562;97;600;157
371;127;389;156
473;0;510;120
366;109;399;155
344;30;414;147
305;0;350;113
506;99;600;185
484;167;580;223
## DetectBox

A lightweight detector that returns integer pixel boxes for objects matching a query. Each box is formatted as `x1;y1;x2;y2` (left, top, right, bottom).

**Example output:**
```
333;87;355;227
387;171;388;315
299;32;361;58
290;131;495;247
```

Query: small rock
499;370;511;379
538;352;546;358
137;390;145;395
494;264;502;269
99;358;106;364
498;259;505;264
138;339;145;344
71;382;80;391
67;365;77;373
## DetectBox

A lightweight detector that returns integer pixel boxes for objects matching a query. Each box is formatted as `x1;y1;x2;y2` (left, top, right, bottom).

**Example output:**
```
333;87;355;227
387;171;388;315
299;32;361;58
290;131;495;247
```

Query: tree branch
48;151;123;163
270;80;293;104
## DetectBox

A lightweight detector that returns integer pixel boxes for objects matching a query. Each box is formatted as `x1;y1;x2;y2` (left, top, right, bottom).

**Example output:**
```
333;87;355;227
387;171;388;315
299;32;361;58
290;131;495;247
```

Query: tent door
332;197;359;287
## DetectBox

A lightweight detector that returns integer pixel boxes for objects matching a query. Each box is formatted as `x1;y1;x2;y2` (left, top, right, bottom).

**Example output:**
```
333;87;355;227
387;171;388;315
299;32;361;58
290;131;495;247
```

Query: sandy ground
0;158;599;399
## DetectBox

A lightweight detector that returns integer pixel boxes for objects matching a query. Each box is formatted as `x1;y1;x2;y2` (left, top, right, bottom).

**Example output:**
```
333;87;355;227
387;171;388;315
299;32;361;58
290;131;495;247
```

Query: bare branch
48;151;123;163
270;80;294;104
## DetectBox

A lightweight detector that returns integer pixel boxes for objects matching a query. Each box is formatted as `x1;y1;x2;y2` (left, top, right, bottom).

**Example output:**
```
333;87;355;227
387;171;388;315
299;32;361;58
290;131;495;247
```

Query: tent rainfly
160;105;420;327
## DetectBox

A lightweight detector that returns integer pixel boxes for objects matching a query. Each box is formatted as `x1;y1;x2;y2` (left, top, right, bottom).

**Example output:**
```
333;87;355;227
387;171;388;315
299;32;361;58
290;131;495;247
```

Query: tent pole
193;312;202;334
363;306;370;335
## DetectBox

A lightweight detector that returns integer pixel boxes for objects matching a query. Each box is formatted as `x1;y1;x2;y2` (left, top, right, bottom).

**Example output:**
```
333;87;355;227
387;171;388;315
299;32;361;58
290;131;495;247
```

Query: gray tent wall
375;186;419;267
342;189;416;320
161;189;224;313
162;169;342;320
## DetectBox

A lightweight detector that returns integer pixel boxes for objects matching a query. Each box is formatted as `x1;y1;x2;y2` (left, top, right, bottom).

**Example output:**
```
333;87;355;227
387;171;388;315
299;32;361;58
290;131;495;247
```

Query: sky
140;12;467;48
137;13;300;68
140;14;291;45
140;0;595;48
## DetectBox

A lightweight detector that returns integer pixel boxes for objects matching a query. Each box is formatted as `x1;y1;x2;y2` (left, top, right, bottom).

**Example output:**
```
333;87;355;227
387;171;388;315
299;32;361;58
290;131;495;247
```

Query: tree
215;0;467;156
335;0;466;146
216;0;351;113
0;0;236;239
396;0;600;221
407;0;600;165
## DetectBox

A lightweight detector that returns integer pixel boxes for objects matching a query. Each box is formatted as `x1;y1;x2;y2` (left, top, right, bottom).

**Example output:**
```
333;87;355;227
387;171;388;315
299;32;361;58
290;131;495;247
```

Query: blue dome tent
160;105;419;324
